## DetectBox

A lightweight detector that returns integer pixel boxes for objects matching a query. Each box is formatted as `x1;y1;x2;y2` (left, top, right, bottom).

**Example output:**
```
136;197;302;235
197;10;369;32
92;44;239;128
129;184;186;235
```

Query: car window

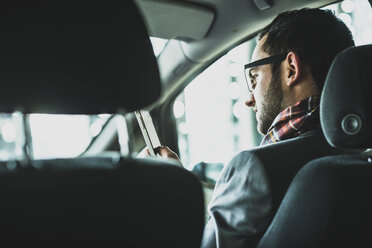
150;37;168;57
174;38;260;170
174;0;372;172
324;0;372;46
0;113;110;160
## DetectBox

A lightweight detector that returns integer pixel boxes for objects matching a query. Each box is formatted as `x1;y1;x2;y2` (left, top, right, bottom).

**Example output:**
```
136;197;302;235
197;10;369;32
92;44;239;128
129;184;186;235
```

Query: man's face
245;36;284;135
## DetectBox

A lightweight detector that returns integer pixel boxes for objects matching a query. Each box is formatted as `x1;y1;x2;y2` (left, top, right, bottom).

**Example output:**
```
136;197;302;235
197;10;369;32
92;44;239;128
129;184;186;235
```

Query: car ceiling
135;0;339;107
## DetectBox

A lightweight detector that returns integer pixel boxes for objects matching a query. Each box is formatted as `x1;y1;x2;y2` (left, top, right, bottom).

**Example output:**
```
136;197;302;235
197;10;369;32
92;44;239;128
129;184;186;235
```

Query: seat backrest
0;157;205;247
257;45;372;248
0;1;204;247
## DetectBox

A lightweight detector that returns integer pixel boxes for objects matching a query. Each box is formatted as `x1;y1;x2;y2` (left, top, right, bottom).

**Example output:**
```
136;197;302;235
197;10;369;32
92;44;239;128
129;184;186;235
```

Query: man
155;8;354;248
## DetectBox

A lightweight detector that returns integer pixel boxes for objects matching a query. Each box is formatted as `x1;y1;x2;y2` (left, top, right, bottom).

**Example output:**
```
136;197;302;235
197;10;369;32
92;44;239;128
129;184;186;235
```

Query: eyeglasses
244;54;287;92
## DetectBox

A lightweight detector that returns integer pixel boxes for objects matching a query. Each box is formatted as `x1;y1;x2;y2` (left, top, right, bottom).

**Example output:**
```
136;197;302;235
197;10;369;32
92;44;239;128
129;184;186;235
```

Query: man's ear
284;52;300;87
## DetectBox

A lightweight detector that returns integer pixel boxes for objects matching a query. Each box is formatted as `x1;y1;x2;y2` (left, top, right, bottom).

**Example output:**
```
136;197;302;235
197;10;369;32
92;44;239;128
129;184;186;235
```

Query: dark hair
259;8;355;91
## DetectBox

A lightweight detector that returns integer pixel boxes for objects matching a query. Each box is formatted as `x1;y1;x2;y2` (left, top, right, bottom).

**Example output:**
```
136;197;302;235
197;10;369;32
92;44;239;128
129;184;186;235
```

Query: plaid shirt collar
260;95;320;146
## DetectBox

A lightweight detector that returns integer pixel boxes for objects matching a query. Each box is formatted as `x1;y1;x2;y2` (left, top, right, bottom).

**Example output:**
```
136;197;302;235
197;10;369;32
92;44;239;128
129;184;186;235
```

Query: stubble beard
257;69;284;135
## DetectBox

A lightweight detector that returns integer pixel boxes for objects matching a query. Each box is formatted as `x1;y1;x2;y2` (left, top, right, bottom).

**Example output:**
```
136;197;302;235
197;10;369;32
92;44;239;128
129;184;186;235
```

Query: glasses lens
243;53;287;93
244;68;253;92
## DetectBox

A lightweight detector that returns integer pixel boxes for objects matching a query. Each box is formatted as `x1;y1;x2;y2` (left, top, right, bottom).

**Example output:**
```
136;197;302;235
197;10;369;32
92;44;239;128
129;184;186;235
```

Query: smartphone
135;110;161;156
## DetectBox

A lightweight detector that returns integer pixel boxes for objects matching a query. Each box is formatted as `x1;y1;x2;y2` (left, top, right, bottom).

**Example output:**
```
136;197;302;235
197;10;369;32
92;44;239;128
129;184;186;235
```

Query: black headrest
0;0;160;114
320;45;372;149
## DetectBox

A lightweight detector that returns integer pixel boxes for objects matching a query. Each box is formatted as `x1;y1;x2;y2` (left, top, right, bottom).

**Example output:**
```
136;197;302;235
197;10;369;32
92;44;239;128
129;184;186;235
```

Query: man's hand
138;146;183;167
154;146;180;160
155;146;183;167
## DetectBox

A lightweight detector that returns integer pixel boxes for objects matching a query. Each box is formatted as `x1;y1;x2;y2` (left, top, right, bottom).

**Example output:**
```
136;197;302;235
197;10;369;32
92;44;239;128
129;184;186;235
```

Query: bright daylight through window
150;37;168;56
0;114;110;160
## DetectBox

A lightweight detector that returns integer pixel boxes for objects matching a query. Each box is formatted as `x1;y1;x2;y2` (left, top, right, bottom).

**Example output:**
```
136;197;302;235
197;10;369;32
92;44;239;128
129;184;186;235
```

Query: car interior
0;1;203;247
0;0;371;247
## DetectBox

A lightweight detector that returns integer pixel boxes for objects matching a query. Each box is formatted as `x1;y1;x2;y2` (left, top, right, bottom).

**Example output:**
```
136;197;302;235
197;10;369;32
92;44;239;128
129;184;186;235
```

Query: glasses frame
244;54;287;92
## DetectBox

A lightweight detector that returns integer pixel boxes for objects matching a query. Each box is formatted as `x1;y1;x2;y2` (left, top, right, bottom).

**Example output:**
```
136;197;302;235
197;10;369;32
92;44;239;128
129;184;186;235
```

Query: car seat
0;1;204;247
257;45;372;248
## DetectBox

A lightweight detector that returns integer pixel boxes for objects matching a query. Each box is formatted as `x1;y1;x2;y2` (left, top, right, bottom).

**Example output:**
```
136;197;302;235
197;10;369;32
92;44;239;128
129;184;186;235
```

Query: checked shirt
260;95;320;146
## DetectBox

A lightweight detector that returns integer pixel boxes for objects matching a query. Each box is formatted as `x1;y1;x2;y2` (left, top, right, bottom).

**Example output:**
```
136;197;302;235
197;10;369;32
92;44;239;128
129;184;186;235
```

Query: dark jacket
201;130;350;248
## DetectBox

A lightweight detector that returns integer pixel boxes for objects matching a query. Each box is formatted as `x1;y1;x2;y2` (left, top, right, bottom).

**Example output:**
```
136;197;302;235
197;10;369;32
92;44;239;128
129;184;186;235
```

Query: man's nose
245;92;255;107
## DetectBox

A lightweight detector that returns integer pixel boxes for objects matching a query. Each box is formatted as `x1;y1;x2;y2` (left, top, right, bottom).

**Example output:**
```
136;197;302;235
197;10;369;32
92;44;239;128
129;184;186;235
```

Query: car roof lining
135;0;215;41
179;0;339;63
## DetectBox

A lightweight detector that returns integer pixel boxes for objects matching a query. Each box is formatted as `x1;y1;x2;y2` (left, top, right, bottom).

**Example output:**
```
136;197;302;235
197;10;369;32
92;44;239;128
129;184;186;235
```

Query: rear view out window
0;113;110;160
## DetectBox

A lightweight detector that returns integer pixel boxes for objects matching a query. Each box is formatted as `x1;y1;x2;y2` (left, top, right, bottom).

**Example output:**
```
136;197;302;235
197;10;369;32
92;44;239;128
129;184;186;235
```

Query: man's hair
259;8;355;91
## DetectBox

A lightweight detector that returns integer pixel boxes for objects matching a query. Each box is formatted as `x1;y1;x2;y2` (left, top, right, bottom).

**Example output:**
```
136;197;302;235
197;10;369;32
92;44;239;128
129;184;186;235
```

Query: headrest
320;45;372;149
0;0;160;114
